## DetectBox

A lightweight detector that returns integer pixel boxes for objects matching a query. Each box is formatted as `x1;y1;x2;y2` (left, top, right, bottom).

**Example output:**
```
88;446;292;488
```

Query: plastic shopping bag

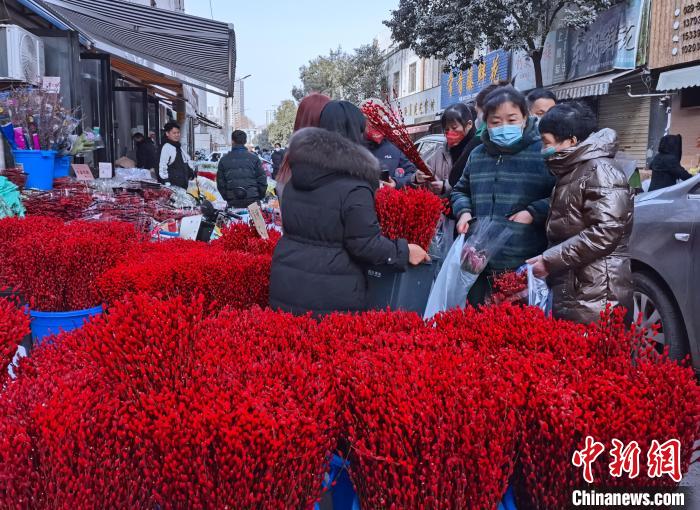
460;219;513;274
423;235;477;320
527;264;551;315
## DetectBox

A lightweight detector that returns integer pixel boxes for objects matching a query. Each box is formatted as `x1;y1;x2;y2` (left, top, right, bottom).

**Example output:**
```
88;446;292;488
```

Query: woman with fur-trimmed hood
269;100;429;316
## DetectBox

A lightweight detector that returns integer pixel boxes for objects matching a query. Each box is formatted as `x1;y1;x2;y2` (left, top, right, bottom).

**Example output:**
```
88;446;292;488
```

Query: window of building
392;71;400;98
408;63;417;93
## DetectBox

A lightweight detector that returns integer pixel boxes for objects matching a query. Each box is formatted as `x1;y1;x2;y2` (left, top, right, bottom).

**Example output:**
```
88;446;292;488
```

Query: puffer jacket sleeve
543;161;632;274
395;151;417;189
342;186;409;271
526;196;552;226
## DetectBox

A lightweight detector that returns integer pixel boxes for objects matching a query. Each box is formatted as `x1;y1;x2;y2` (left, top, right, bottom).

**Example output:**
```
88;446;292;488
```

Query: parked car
414;134;445;163
630;174;700;373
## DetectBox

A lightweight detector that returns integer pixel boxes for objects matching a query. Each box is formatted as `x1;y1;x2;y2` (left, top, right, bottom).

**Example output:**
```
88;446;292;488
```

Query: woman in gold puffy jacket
528;103;633;325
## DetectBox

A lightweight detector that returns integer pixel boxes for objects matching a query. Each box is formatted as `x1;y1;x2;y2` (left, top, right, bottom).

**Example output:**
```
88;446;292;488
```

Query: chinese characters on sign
573;436;682;484
441;49;511;109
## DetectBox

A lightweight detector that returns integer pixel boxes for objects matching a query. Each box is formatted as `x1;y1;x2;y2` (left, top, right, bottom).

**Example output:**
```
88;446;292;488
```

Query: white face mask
475;114;485;130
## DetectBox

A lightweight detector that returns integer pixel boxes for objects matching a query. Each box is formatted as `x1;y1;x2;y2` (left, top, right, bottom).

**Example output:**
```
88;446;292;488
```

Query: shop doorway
113;86;148;164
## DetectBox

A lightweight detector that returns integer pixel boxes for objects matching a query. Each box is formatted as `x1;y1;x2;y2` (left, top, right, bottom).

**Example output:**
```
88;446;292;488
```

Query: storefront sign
397;87;441;126
514;0;647;88
511;50;538;92
440;49;511;109
650;0;700;69
552;0;645;83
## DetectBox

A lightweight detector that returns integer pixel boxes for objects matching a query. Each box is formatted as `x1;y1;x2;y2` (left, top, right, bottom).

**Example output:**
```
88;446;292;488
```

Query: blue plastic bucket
29;305;103;343
53;155;72;178
316;455;360;510
315;455;518;510
13;150;56;190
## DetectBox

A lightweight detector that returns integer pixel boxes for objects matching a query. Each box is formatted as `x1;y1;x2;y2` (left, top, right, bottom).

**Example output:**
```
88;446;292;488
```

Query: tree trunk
531;49;544;89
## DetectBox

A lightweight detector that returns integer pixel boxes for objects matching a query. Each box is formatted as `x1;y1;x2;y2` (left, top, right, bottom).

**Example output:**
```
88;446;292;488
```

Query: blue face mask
488;124;524;147
541;146;557;159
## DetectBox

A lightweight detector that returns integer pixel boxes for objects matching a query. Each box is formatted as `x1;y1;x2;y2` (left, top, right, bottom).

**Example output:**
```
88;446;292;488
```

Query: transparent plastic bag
527;264;551;315
460;218;513;274
424;235;478;320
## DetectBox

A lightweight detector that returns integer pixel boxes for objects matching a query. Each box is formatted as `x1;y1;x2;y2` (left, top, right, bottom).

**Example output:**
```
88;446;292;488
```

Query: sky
185;0;398;126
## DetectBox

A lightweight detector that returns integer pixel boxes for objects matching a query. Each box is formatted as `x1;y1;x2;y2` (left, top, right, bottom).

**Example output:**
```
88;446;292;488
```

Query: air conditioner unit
0;25;46;85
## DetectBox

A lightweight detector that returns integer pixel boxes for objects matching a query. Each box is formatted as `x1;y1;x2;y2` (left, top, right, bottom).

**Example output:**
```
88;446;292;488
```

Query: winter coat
542;129;633;325
271;148;285;179
216;147;267;208
269;127;409;316
367;139;417;189
426;131;481;197
158;141;194;189
135;140;158;171
450;117;556;271
649;134;692;192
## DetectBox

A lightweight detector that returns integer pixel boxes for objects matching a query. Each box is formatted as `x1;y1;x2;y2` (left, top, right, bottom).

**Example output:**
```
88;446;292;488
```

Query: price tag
247;202;269;240
98;162;113;179
41;77;61;94
72;164;94;181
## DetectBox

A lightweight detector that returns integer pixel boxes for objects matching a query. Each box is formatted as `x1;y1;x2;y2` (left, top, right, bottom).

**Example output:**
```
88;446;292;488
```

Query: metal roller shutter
598;81;651;169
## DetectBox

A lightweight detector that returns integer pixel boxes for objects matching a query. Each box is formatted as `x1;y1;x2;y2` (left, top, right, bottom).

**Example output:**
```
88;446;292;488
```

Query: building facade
650;0;700;171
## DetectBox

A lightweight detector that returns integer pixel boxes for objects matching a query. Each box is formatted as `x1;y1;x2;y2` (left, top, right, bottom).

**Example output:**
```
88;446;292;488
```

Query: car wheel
633;272;689;361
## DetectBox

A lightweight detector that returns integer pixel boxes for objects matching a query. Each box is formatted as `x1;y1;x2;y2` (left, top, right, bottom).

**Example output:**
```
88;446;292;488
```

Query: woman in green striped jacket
450;87;556;306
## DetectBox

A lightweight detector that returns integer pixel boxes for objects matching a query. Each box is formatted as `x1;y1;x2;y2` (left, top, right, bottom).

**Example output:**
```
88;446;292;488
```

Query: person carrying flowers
450;87;555;305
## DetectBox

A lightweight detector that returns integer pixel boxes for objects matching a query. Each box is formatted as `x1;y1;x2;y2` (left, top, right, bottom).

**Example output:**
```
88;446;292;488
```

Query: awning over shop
550;70;636;100
657;65;700;91
41;0;236;95
196;113;222;130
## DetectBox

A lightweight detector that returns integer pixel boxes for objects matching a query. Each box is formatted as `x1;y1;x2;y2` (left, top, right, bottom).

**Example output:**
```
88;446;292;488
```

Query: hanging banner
440;49;511;109
553;0;645;83
514;0;647;89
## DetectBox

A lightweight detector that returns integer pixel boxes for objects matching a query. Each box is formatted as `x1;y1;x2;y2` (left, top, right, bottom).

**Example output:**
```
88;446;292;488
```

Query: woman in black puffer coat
649;134;692;192
269;101;428;316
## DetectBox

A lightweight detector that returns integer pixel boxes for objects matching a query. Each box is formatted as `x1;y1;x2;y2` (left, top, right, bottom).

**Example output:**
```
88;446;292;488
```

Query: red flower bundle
1;295;698;508
516;357;700;509
0;218;141;311
0;297;29;375
98;240;271;310
343;342;519;509
360;100;435;180
212;222;281;256
22;188;93;221
375;186;444;250
490;270;528;305
0;295;337;509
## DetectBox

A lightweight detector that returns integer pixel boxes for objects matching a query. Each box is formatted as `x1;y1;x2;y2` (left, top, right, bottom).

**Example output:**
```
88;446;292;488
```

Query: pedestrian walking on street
417;102;480;196
271;142;285;180
451;87;556;305
269;100;429;316
361;99;416;189
158;121;194;190
527;88;557;119
217;130;268;209
275;93;331;200
528;103;633;325
473;81;509;139
648;134;693;192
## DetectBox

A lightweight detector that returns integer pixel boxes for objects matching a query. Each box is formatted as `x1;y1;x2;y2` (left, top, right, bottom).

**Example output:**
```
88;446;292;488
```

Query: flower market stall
0;166;698;509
